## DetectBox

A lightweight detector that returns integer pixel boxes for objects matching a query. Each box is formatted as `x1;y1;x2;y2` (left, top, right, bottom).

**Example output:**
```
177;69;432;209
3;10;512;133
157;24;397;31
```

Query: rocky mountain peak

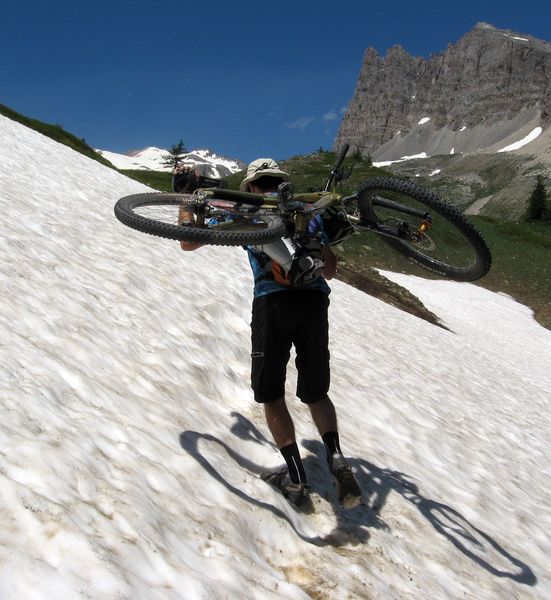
386;45;412;60
474;21;496;30
335;23;551;161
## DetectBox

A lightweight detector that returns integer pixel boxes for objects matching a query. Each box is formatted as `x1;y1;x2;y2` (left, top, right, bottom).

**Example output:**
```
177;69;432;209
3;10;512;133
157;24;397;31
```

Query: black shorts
250;289;330;404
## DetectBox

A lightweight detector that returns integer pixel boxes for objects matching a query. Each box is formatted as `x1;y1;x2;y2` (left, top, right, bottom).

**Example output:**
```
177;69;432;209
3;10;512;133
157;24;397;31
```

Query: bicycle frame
200;189;343;238
194;140;433;246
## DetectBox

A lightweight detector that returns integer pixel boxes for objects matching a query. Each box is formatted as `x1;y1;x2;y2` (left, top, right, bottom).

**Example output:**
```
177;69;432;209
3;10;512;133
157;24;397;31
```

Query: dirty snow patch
418;117;431;125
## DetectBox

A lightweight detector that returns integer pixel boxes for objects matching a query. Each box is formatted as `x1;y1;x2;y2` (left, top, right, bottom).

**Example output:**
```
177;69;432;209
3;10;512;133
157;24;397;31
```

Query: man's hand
180;240;205;251
322;205;355;245
297;234;323;261
173;165;201;193
173;164;227;193
321;245;337;280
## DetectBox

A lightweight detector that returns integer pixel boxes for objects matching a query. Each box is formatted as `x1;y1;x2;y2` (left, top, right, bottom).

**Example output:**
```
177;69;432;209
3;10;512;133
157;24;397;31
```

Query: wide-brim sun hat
239;158;290;191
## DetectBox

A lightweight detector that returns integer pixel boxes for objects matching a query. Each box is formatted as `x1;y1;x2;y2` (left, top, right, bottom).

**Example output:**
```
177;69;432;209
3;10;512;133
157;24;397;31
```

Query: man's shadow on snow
179;412;536;586
179;413;373;548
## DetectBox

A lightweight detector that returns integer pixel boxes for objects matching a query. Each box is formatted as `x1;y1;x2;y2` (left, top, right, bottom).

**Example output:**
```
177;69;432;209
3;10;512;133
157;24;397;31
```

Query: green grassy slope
224;151;390;192
0;103;176;190
473;218;551;327
119;169;173;191
0;103;114;168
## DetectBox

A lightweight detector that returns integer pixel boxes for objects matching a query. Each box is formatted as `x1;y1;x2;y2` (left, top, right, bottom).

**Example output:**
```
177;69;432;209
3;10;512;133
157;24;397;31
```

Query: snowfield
1;113;550;599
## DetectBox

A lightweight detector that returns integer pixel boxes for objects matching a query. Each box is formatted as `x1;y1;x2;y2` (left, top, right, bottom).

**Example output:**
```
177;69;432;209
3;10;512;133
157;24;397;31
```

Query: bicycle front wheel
357;177;492;281
114;192;287;246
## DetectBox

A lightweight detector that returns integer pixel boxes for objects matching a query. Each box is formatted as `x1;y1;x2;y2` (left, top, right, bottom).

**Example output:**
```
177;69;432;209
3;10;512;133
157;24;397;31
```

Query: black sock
280;442;307;484
322;431;342;461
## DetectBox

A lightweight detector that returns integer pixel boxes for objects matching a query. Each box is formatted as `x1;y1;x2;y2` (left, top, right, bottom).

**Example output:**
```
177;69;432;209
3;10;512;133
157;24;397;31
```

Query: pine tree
527;176;547;221
161;139;187;169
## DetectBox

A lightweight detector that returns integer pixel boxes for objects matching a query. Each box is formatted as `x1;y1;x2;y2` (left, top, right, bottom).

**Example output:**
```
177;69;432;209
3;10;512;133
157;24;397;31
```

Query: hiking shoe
261;467;311;508
328;453;362;508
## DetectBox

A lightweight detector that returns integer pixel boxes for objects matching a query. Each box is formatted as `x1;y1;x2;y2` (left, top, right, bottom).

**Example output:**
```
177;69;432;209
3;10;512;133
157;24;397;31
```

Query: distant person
175;160;361;509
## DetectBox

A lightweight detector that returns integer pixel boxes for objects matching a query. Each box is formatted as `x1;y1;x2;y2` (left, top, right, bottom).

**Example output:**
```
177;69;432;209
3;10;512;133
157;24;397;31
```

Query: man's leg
264;397;295;448
308;396;337;439
307;397;344;458
261;397;310;506
264;397;307;485
292;292;361;507
308;397;361;507
251;294;308;497
292;293;342;460
307;396;345;460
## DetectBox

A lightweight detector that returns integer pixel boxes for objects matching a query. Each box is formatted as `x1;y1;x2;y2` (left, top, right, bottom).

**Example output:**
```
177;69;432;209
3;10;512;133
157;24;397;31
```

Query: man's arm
178;204;204;251
321;244;337;280
180;240;204;251
175;165;214;251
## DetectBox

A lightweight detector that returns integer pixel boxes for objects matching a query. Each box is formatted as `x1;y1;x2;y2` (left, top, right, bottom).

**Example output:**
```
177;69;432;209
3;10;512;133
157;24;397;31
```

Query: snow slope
1;113;550;599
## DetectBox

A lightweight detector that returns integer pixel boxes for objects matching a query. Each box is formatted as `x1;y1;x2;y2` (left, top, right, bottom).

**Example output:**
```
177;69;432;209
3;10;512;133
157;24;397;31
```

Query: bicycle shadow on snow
179;412;536;586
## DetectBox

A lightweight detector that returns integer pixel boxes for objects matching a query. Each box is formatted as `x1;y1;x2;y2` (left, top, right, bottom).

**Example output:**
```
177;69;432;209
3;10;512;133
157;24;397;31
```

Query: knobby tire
114;192;287;246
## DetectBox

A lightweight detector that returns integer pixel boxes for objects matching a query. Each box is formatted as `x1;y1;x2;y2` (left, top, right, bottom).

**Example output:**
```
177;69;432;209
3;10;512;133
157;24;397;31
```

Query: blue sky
2;0;550;162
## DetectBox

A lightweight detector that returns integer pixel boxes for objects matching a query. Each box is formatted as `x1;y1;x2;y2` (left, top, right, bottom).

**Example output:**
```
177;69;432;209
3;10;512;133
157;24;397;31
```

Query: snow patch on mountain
96;146;244;177
373;152;428;167
498;126;543;152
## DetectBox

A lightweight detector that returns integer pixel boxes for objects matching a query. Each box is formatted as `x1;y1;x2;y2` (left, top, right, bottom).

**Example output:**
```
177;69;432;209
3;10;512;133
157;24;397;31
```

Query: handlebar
334;143;350;170
323;143;350;192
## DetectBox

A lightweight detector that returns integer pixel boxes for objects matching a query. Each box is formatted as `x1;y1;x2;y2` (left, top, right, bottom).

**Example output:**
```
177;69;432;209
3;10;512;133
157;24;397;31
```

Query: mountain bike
114;144;492;282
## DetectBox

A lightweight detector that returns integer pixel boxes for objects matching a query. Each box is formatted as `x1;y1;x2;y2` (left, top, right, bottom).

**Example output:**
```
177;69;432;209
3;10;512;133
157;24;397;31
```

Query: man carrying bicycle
176;160;361;509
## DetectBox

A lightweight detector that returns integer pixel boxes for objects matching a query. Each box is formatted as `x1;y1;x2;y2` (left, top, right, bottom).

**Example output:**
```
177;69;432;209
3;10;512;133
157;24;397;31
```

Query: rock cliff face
335;23;551;160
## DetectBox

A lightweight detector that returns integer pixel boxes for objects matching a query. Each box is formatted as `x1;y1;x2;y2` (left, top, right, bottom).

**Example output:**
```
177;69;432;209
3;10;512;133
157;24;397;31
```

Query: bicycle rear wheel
114;192;286;246
357;177;492;281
